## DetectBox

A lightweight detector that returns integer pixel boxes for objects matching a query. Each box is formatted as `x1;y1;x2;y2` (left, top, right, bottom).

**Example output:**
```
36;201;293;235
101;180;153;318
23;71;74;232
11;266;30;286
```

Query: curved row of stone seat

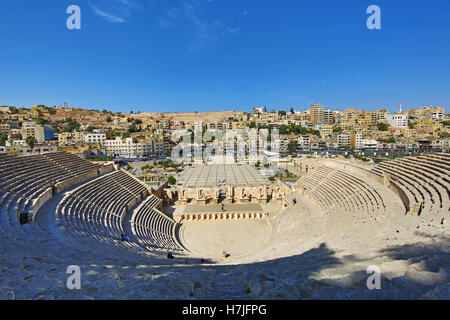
131;195;183;252
371;153;450;216
55;170;149;251
0;154;174;285
0;153;106;222
298;166;385;218
376;162;437;213
271;194;305;235
0;155;82;241
43;152;101;177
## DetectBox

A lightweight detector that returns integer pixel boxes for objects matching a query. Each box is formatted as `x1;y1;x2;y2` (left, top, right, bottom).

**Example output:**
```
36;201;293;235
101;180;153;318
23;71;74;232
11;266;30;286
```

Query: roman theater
0;151;449;299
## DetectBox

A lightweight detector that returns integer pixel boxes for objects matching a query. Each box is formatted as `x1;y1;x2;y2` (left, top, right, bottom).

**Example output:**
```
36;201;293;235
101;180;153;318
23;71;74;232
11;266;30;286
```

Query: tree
63;118;80;132
279;124;290;134
290;107;295;114
168;176;176;185
288;140;298;154
122;132;131;139
36;117;48;125
106;116;112;122
26;136;36;150
0;134;7;145
128;123;138;133
382;137;396;144
377;122;389;131
142;164;152;170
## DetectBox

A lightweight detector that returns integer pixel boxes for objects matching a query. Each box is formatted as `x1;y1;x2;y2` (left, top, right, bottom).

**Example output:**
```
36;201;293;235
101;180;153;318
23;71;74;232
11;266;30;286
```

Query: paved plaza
177;164;268;187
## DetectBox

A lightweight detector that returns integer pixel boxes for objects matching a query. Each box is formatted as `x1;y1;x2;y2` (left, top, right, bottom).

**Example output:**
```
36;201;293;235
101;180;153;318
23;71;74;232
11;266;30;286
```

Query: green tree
0;134;7;145
63;118;80;132
278;124;290;135
382;137;396;144
168;176;176;185
128;123;138;133
25;136;36;150
377;122;389;131
36;117;48;125
288;140;298;154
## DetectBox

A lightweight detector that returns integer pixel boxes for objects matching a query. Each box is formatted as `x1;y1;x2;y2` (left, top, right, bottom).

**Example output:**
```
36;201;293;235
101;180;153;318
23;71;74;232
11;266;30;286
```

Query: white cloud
91;4;125;23
158;0;241;52
88;0;142;23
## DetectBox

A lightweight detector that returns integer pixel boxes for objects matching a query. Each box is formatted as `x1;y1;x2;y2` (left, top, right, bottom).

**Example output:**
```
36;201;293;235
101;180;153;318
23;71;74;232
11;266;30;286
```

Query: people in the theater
120;233;129;242
222;251;230;259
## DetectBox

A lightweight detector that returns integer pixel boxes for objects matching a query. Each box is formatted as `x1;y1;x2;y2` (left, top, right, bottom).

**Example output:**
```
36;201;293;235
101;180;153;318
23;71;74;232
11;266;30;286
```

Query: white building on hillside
103;137;153;158
83;133;106;145
386;113;409;128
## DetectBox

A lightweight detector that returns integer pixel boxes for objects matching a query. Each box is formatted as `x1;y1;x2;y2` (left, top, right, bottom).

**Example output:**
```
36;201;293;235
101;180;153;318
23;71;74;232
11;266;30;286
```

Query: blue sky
0;0;449;113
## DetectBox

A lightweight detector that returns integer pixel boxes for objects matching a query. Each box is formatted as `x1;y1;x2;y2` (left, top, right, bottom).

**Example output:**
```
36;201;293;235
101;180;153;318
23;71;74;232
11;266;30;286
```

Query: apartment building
337;133;351;147
103;137;153;158
83;133;106;145
309;104;324;125
386;113;409;128
323;110;335;124
21;122;53;143
350;133;363;149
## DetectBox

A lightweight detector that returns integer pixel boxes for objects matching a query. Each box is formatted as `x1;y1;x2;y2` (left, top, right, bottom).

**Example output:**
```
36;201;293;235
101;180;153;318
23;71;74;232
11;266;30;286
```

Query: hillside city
0;104;448;161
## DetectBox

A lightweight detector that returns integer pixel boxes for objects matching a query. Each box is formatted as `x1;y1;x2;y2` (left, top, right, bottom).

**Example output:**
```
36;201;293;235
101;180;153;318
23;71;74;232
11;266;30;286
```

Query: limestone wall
177;185;272;205
54;170;98;193
99;163;114;175
29;187;53;221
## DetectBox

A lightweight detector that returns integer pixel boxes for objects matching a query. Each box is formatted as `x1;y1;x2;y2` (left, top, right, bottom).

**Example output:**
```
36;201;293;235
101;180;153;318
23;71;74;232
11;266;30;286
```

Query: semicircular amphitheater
0;152;449;299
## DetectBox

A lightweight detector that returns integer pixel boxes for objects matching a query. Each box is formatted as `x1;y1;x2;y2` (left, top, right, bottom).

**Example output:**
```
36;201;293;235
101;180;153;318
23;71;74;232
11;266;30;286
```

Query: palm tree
25;136;37;154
